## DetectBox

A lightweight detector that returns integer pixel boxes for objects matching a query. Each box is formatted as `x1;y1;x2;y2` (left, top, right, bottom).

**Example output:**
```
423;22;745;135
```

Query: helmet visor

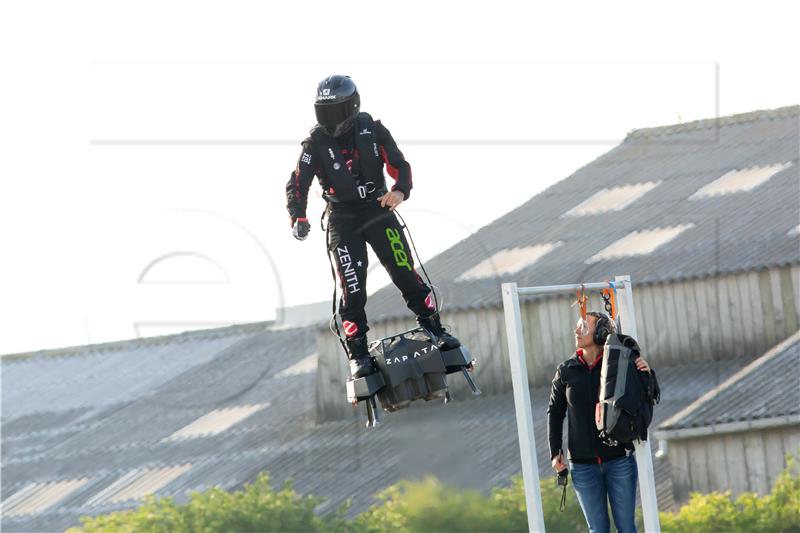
315;100;352;129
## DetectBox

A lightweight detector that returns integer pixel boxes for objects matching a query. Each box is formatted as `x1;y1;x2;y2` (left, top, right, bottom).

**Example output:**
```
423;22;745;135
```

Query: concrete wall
666;425;800;504
315;264;800;422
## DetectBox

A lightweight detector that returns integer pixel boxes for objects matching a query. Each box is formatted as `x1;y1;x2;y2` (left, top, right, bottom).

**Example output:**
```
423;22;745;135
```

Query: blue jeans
570;454;637;533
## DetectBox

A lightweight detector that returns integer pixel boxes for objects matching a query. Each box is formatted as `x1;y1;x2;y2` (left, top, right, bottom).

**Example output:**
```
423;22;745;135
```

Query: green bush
660;455;800;533
67;473;349;533
70;473;582;533
70;458;800;533
353;477;508;532
352;474;586;533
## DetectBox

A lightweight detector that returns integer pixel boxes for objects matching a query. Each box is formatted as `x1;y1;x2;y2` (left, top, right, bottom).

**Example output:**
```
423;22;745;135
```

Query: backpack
595;333;660;446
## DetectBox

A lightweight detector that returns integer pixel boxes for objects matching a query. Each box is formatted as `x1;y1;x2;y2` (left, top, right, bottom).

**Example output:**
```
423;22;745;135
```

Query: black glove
292;218;310;241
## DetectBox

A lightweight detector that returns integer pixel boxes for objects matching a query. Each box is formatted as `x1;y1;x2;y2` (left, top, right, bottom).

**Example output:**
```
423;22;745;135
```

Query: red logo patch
343;320;358;337
425;293;435;310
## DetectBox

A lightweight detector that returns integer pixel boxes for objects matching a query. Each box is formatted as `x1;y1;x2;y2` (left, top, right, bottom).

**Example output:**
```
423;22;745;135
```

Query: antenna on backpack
573;284;589;336
603;281;620;331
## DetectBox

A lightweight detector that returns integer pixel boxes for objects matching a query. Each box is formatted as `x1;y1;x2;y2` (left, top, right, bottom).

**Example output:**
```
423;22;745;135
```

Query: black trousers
327;201;434;339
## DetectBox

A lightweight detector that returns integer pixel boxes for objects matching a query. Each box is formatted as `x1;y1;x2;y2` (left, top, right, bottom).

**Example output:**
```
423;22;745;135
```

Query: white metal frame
501;275;661;533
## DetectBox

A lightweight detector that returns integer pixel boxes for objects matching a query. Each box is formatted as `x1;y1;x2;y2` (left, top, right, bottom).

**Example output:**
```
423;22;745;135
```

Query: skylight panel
274;353;318;378
163;404;268;441
587;224;694;263
1;478;90;517
563;181;661;217
85;465;192;506
457;242;563;281
690;162;792;199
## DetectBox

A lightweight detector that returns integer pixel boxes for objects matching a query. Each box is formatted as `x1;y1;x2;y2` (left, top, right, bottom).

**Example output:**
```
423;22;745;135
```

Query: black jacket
285;119;412;221
547;350;635;463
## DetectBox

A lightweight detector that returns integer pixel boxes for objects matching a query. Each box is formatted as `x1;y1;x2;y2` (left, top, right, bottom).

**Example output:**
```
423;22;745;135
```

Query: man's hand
377;190;405;211
292;218;310;241
635;357;651;372
551;452;567;472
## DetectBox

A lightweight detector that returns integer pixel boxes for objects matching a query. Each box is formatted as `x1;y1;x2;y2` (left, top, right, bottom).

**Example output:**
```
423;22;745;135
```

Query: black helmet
314;75;360;137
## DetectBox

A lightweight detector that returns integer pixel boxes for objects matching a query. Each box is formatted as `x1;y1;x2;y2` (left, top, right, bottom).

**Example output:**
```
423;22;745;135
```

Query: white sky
1;1;798;355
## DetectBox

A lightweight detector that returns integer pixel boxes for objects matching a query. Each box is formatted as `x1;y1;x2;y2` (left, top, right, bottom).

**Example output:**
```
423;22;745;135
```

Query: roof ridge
657;329;800;431
625;104;799;140
0;320;282;362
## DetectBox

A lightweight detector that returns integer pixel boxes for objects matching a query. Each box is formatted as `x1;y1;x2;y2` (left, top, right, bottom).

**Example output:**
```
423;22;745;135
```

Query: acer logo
385;227;412;271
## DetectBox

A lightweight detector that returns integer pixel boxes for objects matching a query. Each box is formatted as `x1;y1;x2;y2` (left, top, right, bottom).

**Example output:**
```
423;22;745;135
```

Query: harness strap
311;112;382;204
354;113;381;185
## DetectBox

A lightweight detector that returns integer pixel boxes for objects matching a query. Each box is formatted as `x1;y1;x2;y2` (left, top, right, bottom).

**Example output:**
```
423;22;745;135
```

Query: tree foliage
70;458;800;533
352;475;586;533
660;455;800;533
67;473;348;533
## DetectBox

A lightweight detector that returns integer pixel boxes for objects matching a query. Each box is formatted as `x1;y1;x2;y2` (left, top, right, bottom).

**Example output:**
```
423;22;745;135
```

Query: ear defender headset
588;311;613;346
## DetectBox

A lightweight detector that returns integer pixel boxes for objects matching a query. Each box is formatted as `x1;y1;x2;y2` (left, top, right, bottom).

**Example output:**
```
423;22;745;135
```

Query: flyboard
346;327;481;428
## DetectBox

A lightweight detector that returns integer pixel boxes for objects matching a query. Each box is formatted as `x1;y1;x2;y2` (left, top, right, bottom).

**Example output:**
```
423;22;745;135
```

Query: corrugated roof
587;224;695;263
2;324;318;532
456;242;564;281
364;105;800;321
563;181;662;217
274;353;318;378
656;330;800;434
2;319;751;530
84;465;193;506
163;404;269;441
1;478;90;518
689;162;792;199
624;105;798;139
1;320;276;361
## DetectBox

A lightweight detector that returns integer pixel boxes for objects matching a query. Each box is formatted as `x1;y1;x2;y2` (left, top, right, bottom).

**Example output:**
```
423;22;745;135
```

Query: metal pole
516;280;628;296
501;282;546;533
615;275;661;533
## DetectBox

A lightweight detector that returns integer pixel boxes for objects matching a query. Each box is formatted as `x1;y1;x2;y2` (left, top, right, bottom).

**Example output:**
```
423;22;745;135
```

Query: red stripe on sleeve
379;145;400;181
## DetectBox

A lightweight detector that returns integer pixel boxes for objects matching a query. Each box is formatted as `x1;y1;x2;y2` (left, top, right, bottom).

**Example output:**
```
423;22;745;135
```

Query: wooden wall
633;265;800;365
666;425;800;504
316;264;800;422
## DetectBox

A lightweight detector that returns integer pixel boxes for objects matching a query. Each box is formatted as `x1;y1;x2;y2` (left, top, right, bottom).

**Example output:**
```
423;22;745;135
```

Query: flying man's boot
346;336;376;379
417;314;461;351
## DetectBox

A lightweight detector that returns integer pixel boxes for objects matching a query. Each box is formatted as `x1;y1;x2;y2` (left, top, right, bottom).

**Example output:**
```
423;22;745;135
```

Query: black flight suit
285;117;435;339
